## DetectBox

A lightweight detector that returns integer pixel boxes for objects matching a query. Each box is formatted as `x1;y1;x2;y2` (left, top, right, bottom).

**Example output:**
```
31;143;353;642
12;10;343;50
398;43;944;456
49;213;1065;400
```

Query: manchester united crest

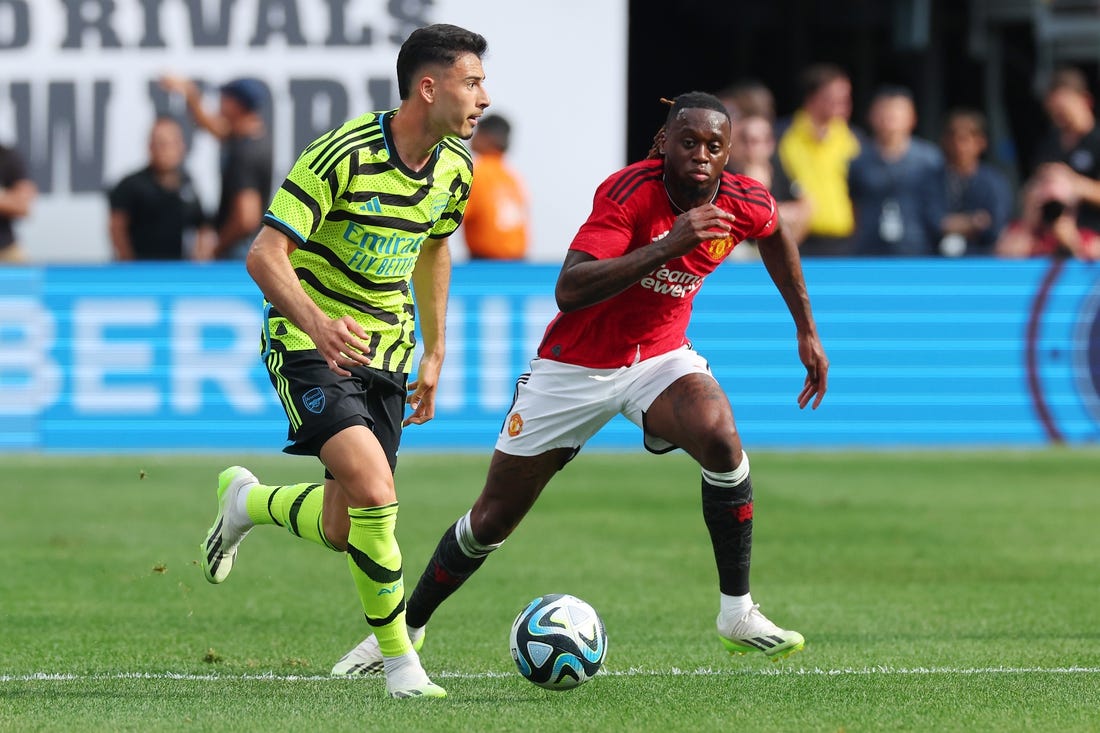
507;412;524;437
706;236;734;260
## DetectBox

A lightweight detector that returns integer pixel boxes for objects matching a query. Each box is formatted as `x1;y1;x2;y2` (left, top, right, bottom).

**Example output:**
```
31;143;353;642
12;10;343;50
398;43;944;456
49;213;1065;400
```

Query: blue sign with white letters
1;260;1097;452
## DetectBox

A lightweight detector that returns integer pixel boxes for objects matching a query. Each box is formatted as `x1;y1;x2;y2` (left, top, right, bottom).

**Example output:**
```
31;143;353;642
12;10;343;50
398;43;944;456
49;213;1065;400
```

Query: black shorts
265;346;407;472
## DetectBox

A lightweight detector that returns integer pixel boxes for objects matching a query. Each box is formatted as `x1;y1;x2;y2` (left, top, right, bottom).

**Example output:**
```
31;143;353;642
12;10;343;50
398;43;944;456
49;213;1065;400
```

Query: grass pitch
1;449;1098;732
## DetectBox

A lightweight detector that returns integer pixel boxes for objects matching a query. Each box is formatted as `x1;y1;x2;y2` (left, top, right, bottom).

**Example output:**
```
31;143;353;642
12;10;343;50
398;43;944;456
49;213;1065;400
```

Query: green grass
1;449;1098;732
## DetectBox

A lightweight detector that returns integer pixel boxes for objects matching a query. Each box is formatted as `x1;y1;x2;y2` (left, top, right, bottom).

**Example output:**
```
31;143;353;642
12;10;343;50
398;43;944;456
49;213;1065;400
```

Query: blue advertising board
1;259;1098;452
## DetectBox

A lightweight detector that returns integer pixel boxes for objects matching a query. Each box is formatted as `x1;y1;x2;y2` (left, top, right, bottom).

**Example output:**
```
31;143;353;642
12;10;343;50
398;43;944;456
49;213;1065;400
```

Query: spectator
732;114;811;256
107;116;211;261
461;113;530;260
995;164;1100;260
716;80;776;179
934;108;1013;257
776;63;860;256
719;79;776;122
0;142;37;264
159;75;273;260
848;86;942;256
1032;67;1100;233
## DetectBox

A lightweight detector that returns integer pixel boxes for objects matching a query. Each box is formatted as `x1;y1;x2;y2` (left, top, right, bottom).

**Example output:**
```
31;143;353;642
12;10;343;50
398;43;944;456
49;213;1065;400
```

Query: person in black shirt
108;117;209;261
1032;67;1100;233
159;75;273;260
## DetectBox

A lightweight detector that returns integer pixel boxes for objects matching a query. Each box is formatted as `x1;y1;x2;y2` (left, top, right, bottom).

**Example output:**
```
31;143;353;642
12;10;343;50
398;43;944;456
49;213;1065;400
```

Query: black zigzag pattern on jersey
280;178;323;236
607;168;662;205
295;239;410;293
365;331;385;369
311;125;385;181
326;210;437;233
341;177;434;208
325;167;341;208
381;301;417;372
435;174;470;228
345;153;446;208
301;125;341;157
439;137;474;172
295;268;402;326
307;121;376;174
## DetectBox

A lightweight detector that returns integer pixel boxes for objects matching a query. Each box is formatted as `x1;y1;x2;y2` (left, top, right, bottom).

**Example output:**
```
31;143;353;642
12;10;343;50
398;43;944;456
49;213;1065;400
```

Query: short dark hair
798;63;848;102
396;24;488;100
646;92;730;159
1047;66;1090;96
664;91;730;126
870;84;914;105
475;114;511;151
943;107;987;137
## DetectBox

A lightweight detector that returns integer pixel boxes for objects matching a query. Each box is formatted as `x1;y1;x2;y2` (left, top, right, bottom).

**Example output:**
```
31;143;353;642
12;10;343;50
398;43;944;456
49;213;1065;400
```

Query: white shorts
494;346;714;457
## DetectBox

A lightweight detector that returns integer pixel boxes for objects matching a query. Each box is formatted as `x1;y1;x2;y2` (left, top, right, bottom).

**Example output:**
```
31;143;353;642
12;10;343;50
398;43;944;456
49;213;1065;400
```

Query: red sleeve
720;174;779;241
750;194;779;240
568;179;635;259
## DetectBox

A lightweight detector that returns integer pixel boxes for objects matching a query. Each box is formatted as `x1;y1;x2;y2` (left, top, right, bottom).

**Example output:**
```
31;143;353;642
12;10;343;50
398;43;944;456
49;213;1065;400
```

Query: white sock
720;592;754;618
382;649;427;682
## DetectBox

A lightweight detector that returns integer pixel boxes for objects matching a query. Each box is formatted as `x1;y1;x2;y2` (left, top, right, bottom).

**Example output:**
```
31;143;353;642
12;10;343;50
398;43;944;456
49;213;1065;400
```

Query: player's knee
693;428;742;472
468;502;518;546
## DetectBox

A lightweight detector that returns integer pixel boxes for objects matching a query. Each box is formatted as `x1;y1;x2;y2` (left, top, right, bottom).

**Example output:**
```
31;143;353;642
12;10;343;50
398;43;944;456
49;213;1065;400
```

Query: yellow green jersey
261;109;473;373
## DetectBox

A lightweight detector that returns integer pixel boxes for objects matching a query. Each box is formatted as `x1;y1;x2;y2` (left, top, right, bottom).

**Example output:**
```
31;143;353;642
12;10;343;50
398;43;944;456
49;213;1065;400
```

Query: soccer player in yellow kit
198;23;490;700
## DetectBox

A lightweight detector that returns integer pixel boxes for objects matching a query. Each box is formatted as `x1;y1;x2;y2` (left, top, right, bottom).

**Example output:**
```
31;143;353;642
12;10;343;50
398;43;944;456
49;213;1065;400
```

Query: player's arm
159;75;231;140
555;203;736;312
108;210;135;260
404;237;451;426
756;218;829;409
246;226;372;376
211;188;264;258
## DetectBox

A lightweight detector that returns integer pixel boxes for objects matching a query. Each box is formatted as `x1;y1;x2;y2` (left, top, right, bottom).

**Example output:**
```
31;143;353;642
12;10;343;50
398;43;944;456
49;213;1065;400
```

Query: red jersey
537;158;778;368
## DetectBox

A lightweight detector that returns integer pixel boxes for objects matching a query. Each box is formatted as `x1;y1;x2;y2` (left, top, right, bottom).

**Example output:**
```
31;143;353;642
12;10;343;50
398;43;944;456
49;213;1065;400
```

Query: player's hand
311;316;372;377
796;331;828;410
665;204;736;256
403;352;443;426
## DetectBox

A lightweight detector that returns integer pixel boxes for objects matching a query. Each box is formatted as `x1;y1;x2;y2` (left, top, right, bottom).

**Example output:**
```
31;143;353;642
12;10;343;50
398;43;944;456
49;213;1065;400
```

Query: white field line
2;666;1099;683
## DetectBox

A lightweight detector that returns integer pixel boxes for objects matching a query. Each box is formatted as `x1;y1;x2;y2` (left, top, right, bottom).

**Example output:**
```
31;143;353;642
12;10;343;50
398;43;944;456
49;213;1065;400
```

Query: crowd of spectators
2;63;1099;263
720;63;1100;261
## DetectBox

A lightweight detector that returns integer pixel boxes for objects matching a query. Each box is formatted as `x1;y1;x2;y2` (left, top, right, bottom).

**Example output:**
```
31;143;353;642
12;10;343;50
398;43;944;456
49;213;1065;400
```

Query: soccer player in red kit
332;91;829;675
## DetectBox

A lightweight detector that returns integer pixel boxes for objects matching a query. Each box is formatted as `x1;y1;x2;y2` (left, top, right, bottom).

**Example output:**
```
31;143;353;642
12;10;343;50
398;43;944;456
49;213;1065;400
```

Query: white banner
0;0;627;262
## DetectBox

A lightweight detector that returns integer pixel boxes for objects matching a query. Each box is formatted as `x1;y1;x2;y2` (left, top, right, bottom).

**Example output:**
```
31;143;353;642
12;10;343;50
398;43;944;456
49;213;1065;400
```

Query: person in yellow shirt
462;114;530;260
777;63;861;256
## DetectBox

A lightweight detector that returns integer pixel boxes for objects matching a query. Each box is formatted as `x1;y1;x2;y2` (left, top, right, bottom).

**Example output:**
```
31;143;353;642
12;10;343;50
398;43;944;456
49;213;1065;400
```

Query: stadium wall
0;0;628;264
2;260;1098;453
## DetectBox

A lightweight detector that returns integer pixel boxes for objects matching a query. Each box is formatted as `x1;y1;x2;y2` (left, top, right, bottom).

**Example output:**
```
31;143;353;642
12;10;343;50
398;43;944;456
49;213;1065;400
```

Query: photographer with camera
995;164;1100;260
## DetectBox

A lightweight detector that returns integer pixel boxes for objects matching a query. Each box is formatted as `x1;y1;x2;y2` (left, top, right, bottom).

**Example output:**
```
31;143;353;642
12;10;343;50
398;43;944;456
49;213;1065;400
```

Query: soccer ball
508;593;608;690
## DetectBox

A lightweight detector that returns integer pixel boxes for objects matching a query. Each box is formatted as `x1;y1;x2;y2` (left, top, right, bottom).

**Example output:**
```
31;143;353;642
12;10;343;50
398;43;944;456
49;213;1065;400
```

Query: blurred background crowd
3;0;1100;264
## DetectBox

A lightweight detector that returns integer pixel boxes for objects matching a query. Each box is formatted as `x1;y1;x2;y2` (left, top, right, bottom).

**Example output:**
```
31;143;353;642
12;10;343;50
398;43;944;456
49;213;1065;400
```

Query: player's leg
407;447;573;624
640;364;804;660
333;358;611;676
200;467;339;583
321;424;445;698
201;348;353;584
331;447;570;677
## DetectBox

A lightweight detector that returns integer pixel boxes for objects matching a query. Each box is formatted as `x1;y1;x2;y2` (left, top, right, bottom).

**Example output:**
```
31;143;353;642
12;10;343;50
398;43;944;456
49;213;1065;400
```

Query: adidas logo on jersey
359;196;383;214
